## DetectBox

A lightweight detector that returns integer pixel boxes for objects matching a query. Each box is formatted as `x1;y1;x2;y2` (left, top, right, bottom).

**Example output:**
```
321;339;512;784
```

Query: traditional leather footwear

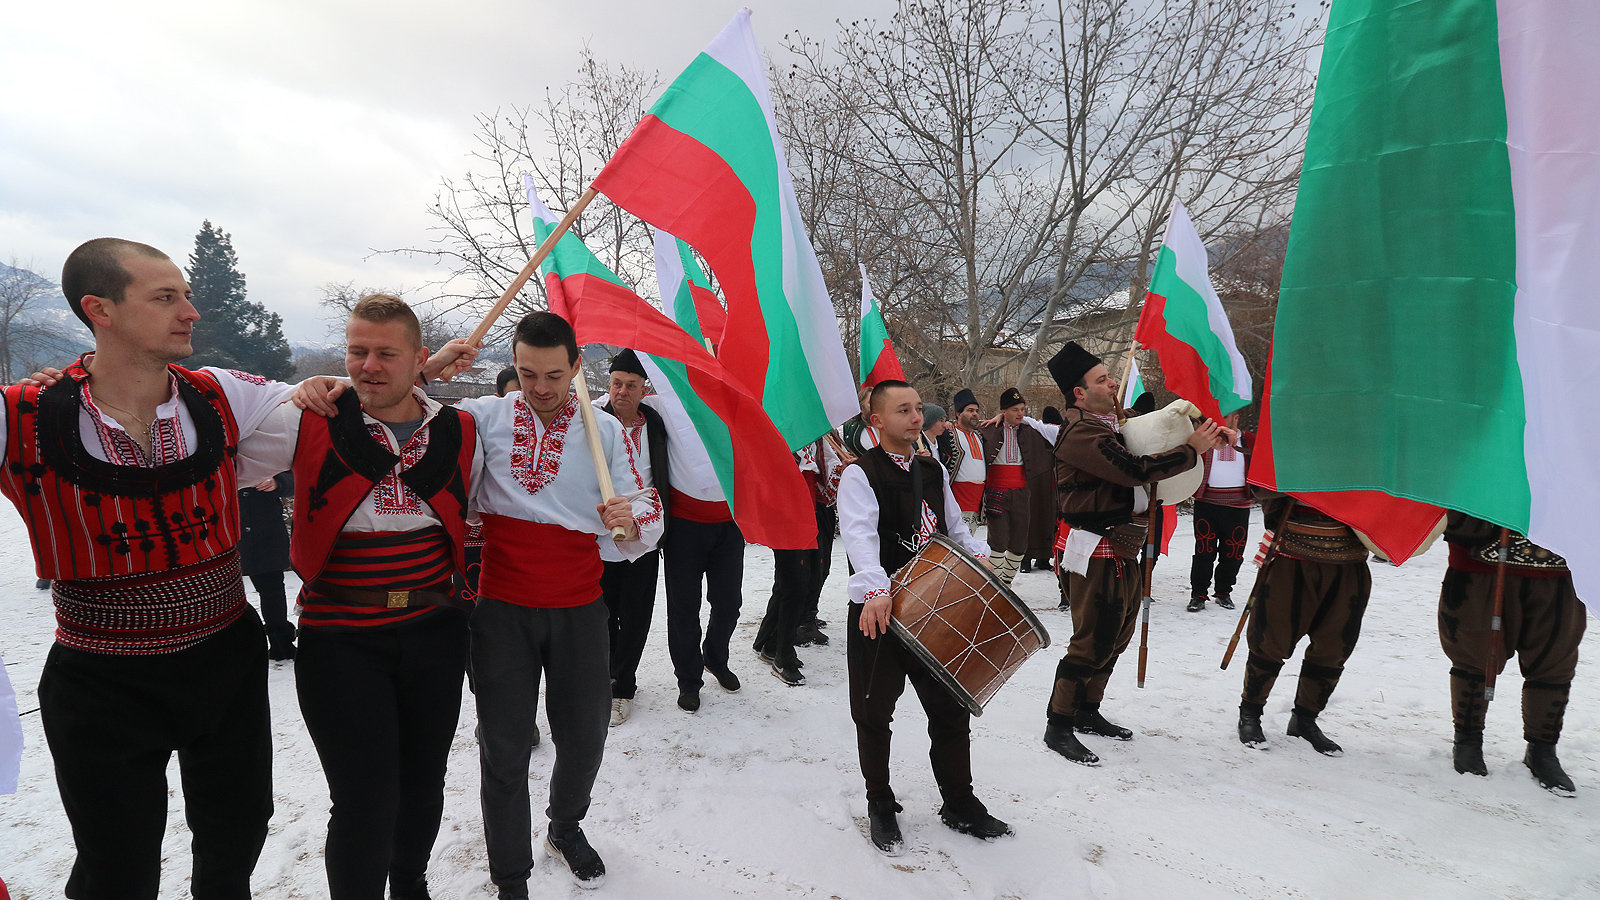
1074;707;1132;741
1287;708;1342;756
1238;704;1267;748
1044;720;1100;766
1525;741;1577;796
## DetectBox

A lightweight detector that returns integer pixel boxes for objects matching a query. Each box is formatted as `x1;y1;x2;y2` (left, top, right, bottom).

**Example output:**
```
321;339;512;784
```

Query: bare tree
0;260;81;383
389;52;662;339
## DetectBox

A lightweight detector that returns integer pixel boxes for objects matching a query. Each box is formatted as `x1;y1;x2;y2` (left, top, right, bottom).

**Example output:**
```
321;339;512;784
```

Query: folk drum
888;534;1052;716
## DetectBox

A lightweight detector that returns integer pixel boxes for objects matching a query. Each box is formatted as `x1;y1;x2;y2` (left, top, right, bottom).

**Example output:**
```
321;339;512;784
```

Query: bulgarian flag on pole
592;9;858;449
857;265;905;388
1135;200;1252;424
1257;0;1600;592
656;232;728;350
526;177;816;549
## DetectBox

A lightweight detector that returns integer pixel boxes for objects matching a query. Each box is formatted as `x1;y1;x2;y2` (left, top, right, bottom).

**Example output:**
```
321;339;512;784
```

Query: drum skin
888;534;1052;716
1120;398;1203;505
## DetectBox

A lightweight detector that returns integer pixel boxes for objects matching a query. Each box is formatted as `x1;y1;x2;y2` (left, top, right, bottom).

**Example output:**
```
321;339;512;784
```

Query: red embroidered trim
81;375;187;467
621;419;647;489
367;423;427;514
863;587;891;605
511;395;575;496
635;487;663;529
224;369;268;386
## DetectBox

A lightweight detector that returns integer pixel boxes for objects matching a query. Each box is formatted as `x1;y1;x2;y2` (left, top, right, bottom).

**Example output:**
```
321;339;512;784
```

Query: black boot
867;799;905;855
1044;720;1100;766
1019;557;1033;574
266;623;296;661
795;621;829;646
1187;593;1207;612
1287;708;1342;756
939;801;1013;839
1524;741;1577;796
544;824;606;889
1238;703;1267;748
1074;706;1132;741
1453;729;1487;777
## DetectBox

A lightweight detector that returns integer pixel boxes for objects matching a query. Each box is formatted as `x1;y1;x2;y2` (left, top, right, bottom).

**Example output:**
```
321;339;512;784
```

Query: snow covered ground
2;504;1598;898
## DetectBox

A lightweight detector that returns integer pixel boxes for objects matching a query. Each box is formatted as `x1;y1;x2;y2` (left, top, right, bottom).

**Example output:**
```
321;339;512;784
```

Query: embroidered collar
71;354;187;467
511;394;578;496
887;450;913;472
1085;409;1120;431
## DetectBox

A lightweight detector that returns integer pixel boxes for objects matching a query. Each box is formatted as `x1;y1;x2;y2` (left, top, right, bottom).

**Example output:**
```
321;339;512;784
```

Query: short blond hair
349;293;421;348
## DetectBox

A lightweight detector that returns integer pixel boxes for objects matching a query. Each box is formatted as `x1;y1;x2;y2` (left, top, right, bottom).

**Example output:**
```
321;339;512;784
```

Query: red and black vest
0;361;241;580
290;390;476;581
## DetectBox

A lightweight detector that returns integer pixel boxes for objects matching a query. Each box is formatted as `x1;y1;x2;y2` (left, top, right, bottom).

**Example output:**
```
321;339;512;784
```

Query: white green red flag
654;232;728;351
1124;355;1147;407
525;177;816;549
857;265;904;388
1253;0;1600;592
1135;200;1251;424
591;9;858;449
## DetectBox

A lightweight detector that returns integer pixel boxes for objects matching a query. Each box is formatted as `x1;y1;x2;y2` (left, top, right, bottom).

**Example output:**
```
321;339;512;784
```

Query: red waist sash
950;480;984;512
478;514;603;608
670;488;733;523
988;463;1026;490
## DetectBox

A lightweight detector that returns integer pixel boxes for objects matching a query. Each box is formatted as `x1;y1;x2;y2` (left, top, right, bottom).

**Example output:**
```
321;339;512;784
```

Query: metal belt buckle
387;590;410;609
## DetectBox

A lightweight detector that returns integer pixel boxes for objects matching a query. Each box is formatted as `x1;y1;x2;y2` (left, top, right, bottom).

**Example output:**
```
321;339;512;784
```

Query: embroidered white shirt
235;387;484;534
951;426;986;485
837;452;989;606
456;391;662;560
590;396;656;562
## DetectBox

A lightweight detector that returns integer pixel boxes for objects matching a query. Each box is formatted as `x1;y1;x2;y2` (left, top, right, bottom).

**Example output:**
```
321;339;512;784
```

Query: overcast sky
0;0;868;342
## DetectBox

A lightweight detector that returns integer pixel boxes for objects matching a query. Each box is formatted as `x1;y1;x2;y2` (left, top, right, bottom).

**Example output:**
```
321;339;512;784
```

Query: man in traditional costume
838;380;1011;855
944;388;987;530
1236;491;1372;756
1043;343;1219;766
254;295;482;900
1438;513;1585;795
978;387;1053;585
594;350;671;727
2;238;293;898
419;313;662;893
1188;412;1253;612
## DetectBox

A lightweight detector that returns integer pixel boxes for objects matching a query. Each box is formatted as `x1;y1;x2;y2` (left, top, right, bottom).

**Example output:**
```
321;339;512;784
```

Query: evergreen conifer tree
186;220;293;380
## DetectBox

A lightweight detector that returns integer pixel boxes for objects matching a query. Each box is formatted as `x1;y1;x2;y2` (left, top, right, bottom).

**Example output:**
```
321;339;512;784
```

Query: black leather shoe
1453;730;1487;776
1019;558;1033;574
1238;705;1267;747
1287;708;1342;756
1187;595;1207;612
677;689;700;713
867;799;905;855
1074;708;1132;741
706;666;741;692
1525;741;1576;796
939;803;1013;839
545;825;605;889
1044;721;1100;766
1214;593;1235;610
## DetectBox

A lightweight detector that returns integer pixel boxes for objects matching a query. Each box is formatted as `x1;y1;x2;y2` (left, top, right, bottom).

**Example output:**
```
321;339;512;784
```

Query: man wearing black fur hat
978;387;1053;585
1043;342;1222;766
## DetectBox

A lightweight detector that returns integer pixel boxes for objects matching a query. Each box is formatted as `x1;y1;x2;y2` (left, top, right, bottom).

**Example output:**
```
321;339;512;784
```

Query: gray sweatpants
471;596;611;891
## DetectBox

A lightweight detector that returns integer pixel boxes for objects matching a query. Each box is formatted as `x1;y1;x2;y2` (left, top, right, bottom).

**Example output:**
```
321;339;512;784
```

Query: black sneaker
678;689;700;713
867;799;905;856
771;660;805;686
755;647;775;664
545;825;605;889
1454;733;1487;777
706;666;741;692
1074;708;1133;741
1187;594;1207;612
1214;593;1235;610
1238;705;1267;748
1044;721;1100;766
1525;741;1577;796
1287;709;1342;756
939;803;1013;840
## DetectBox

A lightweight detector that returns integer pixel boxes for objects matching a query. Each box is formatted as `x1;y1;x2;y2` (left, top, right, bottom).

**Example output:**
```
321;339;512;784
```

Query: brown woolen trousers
1438;567;1586;743
1049;555;1141;722
1240;557;1371;714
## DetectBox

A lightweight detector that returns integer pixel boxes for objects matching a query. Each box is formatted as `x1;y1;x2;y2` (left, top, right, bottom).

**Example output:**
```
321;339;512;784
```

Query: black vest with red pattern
0;362;241;579
289;390;476;581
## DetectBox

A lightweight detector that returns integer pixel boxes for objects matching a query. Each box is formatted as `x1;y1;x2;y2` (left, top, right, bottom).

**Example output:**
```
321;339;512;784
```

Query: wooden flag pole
465;187;599;348
452;185;624;539
1117;341;1139;411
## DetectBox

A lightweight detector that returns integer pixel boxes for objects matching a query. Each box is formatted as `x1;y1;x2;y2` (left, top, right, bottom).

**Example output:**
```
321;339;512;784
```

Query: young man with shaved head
836;379;1011;855
4;238;296;897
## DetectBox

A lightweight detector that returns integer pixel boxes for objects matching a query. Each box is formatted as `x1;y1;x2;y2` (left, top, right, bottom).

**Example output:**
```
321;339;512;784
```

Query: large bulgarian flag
857;265;905;388
591;9;858;450
1135;200;1252;424
656;232;728;350
1260;0;1600;594
525;177;816;549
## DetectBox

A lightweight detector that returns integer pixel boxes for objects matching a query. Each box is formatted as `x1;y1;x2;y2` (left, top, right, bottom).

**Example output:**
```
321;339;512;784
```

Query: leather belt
307;580;462;610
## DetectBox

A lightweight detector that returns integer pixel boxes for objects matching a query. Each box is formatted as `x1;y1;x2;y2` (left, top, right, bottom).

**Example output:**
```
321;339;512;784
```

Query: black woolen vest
853;446;949;577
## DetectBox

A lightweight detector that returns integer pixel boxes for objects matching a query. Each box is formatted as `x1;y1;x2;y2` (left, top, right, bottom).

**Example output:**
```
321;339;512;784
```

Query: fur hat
609;348;648;378
952;388;979;414
999;387;1025;410
1048;342;1102;397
